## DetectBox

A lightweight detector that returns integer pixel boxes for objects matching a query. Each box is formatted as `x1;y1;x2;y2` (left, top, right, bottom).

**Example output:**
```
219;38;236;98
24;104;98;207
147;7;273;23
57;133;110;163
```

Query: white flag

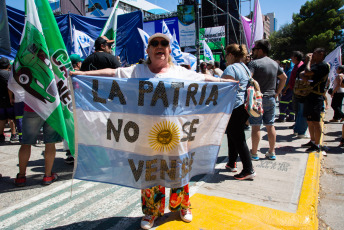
325;46;342;87
162;20;173;42
100;0;120;54
72;26;95;59
202;40;214;62
137;28;149;59
251;0;263;50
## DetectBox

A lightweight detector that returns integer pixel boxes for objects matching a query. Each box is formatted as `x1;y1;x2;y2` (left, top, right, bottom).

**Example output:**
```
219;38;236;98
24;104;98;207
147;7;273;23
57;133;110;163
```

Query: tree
269;0;344;59
269;23;296;60
292;0;344;52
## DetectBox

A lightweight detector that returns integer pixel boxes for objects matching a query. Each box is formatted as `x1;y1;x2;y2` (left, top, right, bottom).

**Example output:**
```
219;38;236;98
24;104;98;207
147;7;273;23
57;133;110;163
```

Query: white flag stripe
76;109;230;156
0;182;95;229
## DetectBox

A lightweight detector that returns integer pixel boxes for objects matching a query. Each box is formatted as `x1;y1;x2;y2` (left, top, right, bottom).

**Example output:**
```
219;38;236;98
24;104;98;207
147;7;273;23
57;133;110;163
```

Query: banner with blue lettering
72;76;238;189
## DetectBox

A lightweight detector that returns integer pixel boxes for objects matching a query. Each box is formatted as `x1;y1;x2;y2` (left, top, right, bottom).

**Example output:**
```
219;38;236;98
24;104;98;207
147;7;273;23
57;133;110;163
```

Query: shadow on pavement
0;157;74;194
46;216;142;230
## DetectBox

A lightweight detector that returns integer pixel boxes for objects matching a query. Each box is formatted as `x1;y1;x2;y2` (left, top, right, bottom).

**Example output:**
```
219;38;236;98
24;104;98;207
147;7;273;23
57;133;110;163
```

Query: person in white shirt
71;33;236;230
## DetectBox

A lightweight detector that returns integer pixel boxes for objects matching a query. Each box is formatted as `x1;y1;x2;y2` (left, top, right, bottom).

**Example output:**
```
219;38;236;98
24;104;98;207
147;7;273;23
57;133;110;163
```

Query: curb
157;151;321;230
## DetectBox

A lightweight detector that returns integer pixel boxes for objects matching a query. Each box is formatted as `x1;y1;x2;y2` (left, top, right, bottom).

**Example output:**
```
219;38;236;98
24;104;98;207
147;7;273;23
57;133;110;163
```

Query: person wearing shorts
14;105;62;187
248;40;287;160
301;48;329;152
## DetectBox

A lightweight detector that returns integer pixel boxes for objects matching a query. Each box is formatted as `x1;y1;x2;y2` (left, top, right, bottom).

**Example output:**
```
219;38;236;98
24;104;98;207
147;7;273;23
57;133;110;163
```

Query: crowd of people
1;32;344;229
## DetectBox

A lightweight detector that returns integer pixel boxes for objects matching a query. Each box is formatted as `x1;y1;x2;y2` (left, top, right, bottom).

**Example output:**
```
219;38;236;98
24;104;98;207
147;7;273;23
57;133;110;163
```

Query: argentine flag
72;76;238;189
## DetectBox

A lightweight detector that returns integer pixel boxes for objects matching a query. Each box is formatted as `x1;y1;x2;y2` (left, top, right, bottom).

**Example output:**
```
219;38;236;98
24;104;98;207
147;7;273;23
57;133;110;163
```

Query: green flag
100;0;120;54
9;0;75;155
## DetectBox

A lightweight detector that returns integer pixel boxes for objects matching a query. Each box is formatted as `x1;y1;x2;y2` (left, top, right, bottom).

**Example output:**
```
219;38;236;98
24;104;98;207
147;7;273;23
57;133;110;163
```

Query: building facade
266;12;277;33
263;14;270;39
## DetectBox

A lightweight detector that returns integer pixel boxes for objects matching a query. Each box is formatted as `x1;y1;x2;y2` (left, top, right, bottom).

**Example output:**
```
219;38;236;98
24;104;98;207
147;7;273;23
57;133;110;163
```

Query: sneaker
251;153;259;161
225;162;237;172
265;152;276;160
286;118;295;122
180;208;192;223
64;156;74;165
42;172;58;185
234;171;256;180
275;118;285;123
305;145;320;153
301;141;314;147
244;124;250;130
14;174;26;187
10;134;19;141
339;139;344;147
298;134;310;139
140;215;158;229
0;134;5;142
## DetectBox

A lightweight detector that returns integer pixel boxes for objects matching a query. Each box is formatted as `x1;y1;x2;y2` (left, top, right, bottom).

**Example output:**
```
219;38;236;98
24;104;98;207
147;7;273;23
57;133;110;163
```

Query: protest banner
71;76;237;188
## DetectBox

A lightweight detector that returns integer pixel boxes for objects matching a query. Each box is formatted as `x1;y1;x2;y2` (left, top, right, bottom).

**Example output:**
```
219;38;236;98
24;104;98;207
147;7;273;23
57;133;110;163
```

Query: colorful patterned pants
141;184;190;217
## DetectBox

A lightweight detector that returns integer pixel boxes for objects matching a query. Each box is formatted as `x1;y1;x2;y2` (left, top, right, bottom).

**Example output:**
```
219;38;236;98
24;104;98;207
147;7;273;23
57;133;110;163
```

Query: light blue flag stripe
72;76;238;116
74;144;220;189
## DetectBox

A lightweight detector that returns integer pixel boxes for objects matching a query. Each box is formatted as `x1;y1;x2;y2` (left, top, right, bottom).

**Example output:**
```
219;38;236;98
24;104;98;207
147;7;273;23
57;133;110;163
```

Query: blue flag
72;76;238;188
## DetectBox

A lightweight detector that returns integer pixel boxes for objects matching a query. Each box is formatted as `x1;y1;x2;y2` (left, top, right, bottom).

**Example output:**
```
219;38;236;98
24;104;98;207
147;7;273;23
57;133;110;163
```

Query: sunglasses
149;40;169;47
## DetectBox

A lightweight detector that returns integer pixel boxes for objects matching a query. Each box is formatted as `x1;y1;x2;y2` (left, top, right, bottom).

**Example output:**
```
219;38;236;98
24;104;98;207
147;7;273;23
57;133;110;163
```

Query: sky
6;0;309;30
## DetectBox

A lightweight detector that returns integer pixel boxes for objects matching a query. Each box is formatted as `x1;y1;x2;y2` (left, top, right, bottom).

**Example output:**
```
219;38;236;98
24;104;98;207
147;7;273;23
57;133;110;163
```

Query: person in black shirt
301;48;330;152
80;36;121;71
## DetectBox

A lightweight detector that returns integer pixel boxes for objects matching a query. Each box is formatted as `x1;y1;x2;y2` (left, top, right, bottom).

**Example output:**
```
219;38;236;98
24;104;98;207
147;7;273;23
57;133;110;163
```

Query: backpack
245;78;264;117
294;63;330;97
239;63;264;117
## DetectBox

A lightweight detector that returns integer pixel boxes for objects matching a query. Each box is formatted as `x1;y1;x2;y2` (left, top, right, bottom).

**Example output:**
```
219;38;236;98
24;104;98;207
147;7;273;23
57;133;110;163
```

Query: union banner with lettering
71;76;238;189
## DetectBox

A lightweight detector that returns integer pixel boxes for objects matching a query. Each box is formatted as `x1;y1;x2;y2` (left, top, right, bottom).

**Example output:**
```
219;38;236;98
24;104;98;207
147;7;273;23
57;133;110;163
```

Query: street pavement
0;103;343;230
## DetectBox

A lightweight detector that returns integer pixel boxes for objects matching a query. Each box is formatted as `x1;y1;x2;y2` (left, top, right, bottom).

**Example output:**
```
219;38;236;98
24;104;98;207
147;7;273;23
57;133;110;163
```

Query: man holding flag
80;36;121;71
9;0;75;186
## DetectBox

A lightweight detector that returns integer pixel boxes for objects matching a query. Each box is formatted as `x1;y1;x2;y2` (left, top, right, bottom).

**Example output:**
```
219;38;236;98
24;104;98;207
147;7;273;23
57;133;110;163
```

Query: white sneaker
298;134;310;139
265;152;276;160
180;208;192;223
141;215;158;229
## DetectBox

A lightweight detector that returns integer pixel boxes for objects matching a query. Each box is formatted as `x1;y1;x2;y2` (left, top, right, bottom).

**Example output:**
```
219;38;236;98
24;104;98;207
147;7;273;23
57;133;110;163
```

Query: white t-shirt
333;74;344;93
214;68;224;77
116;64;206;81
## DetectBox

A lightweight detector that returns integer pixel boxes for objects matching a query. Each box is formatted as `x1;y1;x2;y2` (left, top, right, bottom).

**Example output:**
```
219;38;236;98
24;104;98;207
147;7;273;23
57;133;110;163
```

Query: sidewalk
155;109;342;230
0;106;343;229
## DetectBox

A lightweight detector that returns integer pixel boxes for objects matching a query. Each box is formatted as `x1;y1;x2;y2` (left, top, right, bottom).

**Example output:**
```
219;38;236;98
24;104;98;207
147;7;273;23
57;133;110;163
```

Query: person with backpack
247;40;287;160
300;48;330;152
221;44;256;180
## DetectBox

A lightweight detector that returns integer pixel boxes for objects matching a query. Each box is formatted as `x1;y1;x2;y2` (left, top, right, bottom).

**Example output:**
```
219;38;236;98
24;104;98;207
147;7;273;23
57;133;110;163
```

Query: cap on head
94;36;115;50
70;54;84;65
148;33;170;45
0;57;10;69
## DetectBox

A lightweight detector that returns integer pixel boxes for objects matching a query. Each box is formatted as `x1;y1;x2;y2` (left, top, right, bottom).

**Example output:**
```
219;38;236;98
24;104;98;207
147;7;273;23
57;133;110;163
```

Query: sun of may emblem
148;121;180;152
